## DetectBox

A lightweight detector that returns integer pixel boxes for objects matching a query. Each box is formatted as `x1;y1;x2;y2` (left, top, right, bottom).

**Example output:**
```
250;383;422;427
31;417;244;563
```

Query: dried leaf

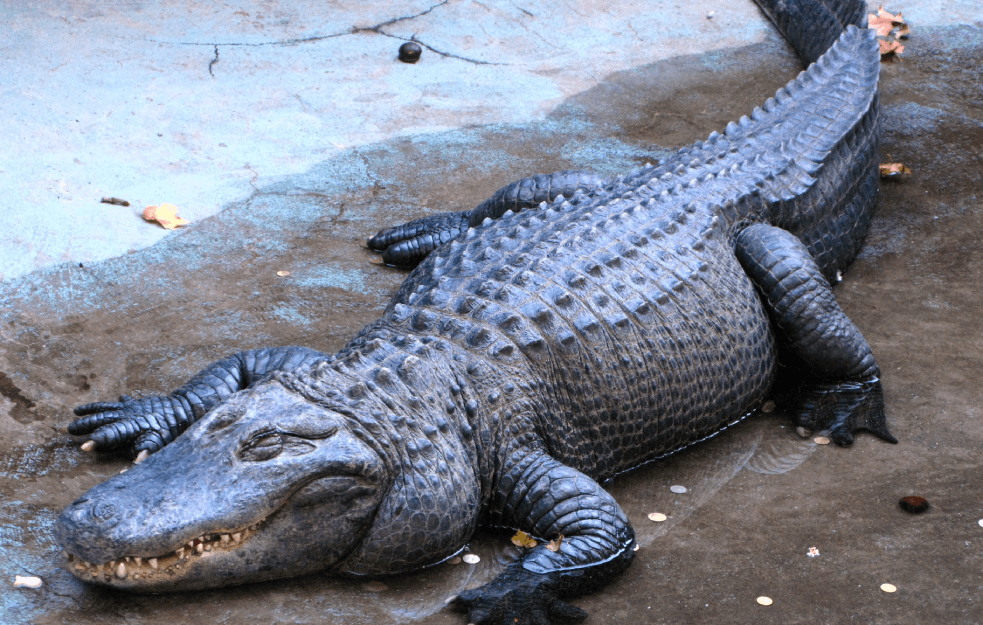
546;534;564;552
869;7;905;37
879;39;905;57
880;162;912;177
510;530;537;548
869;7;910;59
143;203;189;230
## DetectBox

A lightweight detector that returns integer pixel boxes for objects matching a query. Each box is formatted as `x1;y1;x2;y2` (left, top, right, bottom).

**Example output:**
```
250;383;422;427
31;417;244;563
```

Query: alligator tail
753;0;869;65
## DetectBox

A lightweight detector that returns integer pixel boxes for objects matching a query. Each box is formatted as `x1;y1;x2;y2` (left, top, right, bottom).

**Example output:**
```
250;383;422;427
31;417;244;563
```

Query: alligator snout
64;497;124;529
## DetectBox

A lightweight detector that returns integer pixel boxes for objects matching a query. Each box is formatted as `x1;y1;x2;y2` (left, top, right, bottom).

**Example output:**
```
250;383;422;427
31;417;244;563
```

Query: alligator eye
239;432;318;462
240;432;283;462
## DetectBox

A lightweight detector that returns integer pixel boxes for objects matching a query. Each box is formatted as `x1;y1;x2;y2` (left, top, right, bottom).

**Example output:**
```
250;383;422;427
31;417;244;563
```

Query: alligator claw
68;395;192;458
449;565;586;625
367;210;471;268
788;377;897;446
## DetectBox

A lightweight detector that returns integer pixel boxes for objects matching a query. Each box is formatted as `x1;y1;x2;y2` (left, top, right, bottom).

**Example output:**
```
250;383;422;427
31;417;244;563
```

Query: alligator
56;1;896;623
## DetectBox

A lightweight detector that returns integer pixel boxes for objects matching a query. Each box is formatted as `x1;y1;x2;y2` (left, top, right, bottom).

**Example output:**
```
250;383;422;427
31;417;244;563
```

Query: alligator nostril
92;502;118;521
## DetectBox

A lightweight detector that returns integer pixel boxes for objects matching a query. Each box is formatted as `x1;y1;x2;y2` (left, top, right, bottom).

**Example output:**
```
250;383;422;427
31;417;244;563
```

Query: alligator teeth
134;557;142;565
196;543;204;554
233;533;242;542
176;547;185;559
149;558;158;570
221;534;231;543
115;563;127;579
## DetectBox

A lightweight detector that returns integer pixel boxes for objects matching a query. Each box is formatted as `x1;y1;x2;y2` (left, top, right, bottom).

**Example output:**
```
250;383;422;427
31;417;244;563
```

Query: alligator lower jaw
63;521;265;589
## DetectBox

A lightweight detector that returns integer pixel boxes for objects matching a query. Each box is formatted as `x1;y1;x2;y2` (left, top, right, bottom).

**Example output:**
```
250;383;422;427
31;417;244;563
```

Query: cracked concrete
2;1;983;624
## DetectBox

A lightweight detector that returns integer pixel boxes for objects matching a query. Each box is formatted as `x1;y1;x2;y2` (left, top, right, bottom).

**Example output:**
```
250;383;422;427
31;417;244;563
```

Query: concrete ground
2;1;982;623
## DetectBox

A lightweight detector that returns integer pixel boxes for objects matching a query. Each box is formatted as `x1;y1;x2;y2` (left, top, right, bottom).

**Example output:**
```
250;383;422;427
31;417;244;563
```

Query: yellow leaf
880;162;912;177
143;203;190;230
510;530;537;549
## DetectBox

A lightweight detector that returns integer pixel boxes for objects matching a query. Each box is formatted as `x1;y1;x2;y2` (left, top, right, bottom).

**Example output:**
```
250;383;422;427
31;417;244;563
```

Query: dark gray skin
56;2;896;623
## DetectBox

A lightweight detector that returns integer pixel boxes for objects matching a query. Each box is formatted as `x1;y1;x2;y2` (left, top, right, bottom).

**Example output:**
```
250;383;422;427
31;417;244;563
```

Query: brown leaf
142;203;189;230
869;7;905;37
880;162;912;176
546;534;564;552
878;39;905;57
510;530;537;548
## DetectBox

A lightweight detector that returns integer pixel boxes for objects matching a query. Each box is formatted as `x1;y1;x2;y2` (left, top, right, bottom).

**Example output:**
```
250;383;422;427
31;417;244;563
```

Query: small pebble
647;512;668;522
276;271;291;277
978;519;983;528
462;554;480;564
14;576;42;588
448;556;462;565
398;41;422;63
814;436;831;445
899;496;929;514
670;485;687;494
880;583;897;593
761;400;775;413
807;547;820;557
756;596;773;606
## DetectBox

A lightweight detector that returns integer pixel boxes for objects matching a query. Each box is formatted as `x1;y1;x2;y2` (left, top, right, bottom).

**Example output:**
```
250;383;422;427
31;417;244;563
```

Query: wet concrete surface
2;5;983;625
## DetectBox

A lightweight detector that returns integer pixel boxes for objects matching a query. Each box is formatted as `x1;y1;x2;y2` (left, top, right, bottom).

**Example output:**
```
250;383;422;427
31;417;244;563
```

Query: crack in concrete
208;46;219;77
141;1;501;66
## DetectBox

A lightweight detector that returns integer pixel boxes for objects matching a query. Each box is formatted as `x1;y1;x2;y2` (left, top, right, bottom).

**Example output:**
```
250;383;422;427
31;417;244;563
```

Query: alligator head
55;380;392;590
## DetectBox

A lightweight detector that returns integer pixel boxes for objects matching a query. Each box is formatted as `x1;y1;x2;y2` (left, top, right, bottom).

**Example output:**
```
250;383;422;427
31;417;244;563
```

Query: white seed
115;563;127;579
15;576;42;588
462;554;480;564
81;440;96;452
814;436;831;445
880;583;897;593
977;519;983;528
149;558;158;570
134;450;150;464
669;485;687;494
756;596;773;606
647;512;668;522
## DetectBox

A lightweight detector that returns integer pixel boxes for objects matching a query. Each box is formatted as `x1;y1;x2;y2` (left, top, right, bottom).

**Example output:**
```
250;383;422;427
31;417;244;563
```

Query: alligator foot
69;394;195;458
367;170;606;268
449;564;587;625
787;377;897;446
367;210;471;268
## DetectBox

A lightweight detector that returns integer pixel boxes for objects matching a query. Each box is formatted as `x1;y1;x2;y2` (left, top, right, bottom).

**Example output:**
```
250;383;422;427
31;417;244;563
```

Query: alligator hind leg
368;170;606;267
735;223;897;445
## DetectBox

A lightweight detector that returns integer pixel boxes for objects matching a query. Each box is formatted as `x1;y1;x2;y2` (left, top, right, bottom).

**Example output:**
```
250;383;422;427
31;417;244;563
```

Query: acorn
398;42;422;63
899;495;929;514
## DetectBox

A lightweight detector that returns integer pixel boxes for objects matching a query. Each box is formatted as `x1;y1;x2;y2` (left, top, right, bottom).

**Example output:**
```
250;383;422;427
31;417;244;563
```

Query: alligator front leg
368;170;606;268
451;449;634;625
68;346;326;458
735;223;897;445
